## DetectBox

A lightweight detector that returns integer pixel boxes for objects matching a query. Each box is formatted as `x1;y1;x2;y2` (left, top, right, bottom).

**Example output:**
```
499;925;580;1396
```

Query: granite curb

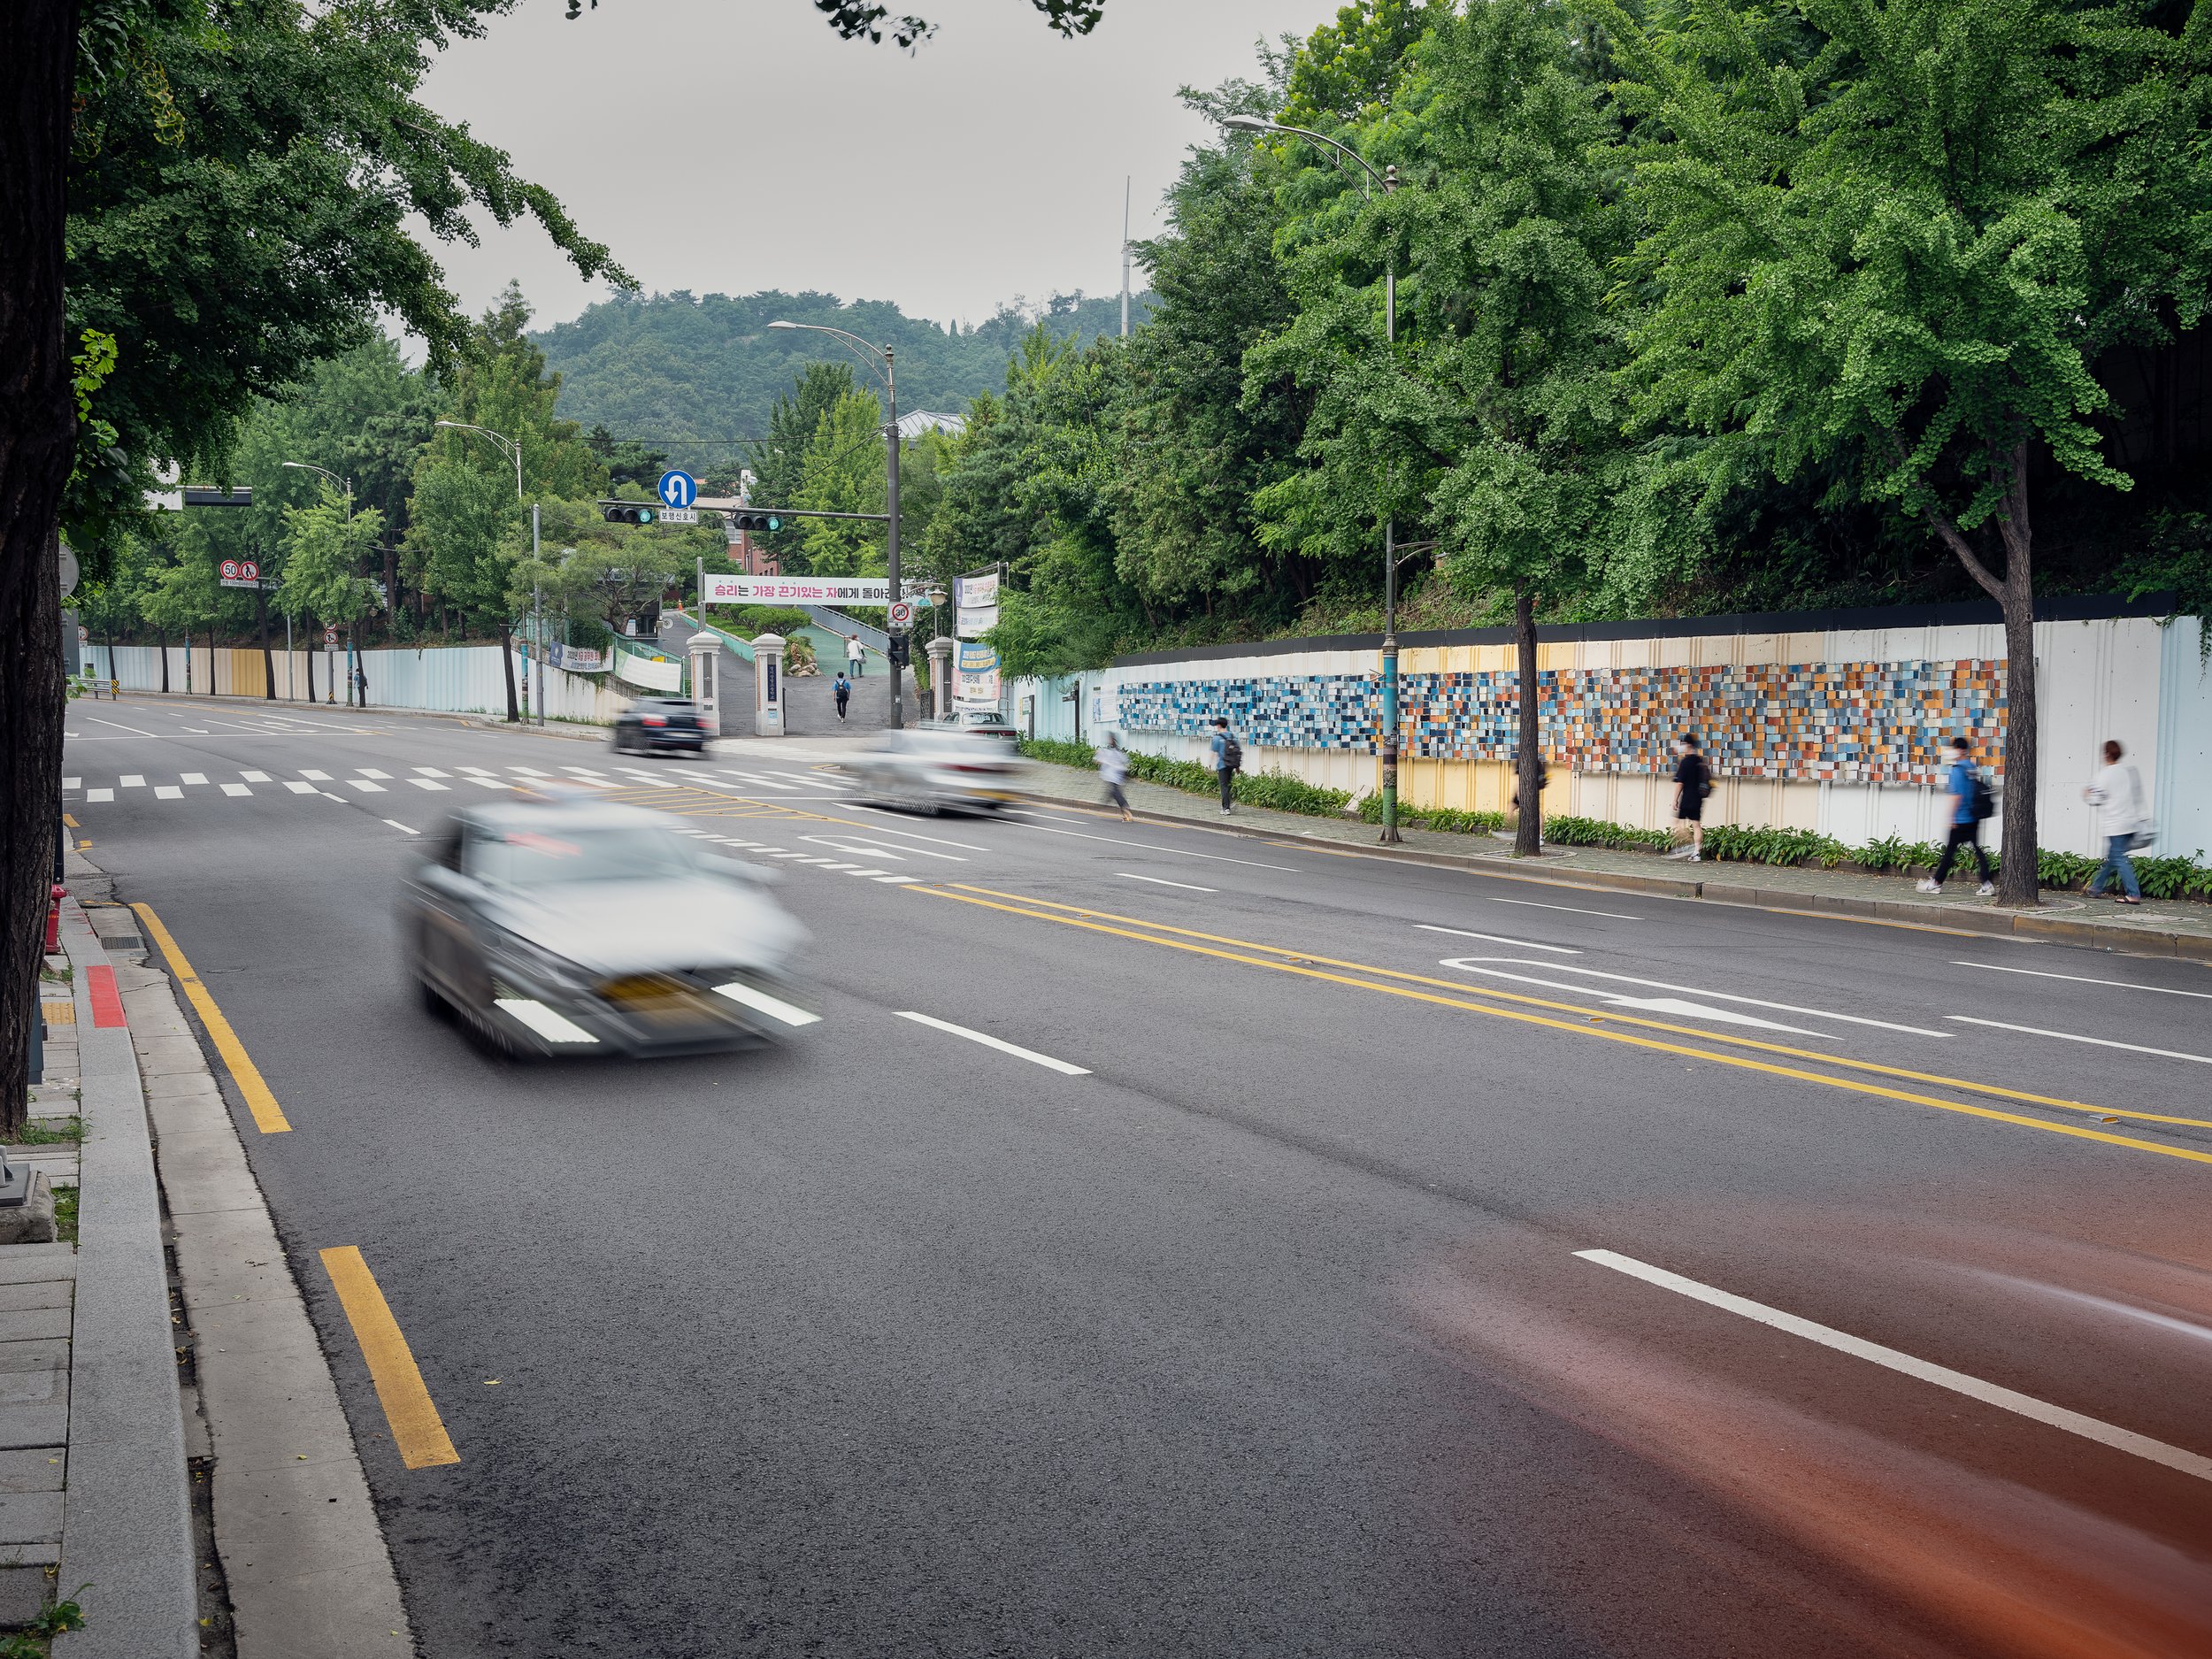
1008;780;2212;963
50;897;196;1659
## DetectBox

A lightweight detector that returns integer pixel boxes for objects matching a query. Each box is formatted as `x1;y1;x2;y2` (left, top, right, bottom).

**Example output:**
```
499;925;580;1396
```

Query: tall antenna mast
1120;175;1132;339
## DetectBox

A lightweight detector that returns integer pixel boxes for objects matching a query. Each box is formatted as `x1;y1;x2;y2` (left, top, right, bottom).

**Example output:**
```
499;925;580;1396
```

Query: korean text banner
957;572;1000;609
955;641;1001;707
707;575;902;607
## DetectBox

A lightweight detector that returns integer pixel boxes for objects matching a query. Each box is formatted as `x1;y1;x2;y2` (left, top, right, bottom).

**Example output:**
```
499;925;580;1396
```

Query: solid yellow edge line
131;902;293;1134
319;1247;460;1470
944;885;2208;1129
912;887;2212;1169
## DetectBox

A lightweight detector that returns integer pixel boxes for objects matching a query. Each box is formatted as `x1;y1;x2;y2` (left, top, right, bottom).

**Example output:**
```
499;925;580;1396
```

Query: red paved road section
87;964;126;1028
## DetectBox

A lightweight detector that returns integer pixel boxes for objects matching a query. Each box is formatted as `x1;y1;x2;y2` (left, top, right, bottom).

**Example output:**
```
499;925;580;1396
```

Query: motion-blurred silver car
400;794;813;1057
845;728;1030;813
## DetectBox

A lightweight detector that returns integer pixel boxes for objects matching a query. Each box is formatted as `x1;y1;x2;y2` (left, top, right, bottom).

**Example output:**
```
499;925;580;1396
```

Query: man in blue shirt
1918;735;1994;897
1209;717;1238;815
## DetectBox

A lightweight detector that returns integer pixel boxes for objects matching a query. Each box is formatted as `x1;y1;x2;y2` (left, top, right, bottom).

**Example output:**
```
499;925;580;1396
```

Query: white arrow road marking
1440;958;1948;1038
1438;960;1823;1035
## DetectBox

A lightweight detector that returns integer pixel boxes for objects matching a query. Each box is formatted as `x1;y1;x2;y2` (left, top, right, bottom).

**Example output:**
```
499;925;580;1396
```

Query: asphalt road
65;694;2212;1659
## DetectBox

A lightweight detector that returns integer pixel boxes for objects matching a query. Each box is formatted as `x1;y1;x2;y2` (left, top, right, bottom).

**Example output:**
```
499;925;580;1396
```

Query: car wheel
417;975;448;1019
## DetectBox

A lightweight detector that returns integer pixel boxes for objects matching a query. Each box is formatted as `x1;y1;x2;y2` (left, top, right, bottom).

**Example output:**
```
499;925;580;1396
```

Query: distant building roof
895;411;965;440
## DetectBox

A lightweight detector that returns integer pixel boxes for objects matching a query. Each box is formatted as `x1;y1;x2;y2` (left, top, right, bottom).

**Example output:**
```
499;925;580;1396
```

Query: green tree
1600;0;2212;903
747;363;858;570
795;391;890;575
279;492;384;703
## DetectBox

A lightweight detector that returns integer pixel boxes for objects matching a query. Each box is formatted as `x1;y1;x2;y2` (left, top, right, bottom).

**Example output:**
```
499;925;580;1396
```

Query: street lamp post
767;320;904;730
280;461;351;704
1222;117;1408;841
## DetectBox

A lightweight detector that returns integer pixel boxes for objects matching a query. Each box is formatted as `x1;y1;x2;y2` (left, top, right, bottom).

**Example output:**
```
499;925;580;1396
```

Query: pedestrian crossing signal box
602;503;657;525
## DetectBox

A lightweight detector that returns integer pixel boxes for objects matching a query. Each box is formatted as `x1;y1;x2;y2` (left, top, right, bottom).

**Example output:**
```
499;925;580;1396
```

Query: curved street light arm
1221;116;1386;197
434;420;524;501
767;320;892;396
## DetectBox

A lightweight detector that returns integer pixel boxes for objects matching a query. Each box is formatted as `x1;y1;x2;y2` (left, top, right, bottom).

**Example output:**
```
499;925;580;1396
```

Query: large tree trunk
158;632;170;693
304;615;317;704
1513;588;1543;858
1929;451;2039;907
498;619;520;722
0;0;80;1136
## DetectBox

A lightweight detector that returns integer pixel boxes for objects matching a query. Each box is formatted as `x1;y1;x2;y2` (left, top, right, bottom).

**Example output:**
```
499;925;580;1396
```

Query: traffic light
727;510;785;534
887;634;910;668
602;503;657;525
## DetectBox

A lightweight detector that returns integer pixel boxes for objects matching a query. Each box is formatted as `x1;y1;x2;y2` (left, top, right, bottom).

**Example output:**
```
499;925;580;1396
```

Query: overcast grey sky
418;0;1325;330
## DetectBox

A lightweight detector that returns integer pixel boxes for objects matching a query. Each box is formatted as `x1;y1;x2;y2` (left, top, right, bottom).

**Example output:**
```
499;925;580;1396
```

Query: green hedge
1016;738;1352;817
1355;795;1508;834
1540;815;1676;852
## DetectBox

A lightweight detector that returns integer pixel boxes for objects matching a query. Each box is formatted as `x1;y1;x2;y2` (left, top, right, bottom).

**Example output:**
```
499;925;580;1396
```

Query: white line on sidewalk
1951;962;2212;1001
1947;1017;2212;1065
1118;872;1216;892
1416;924;1580;955
1489;895;1640;920
1575;1248;2212;1485
895;1011;1090;1075
383;820;419;835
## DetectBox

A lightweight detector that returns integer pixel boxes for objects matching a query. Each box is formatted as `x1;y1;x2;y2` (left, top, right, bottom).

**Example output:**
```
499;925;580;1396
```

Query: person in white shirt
2082;738;2144;904
1097;733;1132;821
846;634;865;677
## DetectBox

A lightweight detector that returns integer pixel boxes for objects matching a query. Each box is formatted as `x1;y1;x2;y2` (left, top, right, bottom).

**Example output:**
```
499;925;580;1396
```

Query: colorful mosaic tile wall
1117;659;2007;784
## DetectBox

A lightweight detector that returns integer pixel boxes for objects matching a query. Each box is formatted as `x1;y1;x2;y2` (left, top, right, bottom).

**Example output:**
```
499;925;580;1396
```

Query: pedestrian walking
1209;717;1241;815
1098;732;1133;821
833;672;850;720
1663;732;1709;861
2084;739;2147;905
846;634;865;678
1916;736;1996;896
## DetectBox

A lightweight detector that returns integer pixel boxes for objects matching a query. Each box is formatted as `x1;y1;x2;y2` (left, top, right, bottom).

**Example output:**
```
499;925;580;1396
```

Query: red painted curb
87;964;127;1028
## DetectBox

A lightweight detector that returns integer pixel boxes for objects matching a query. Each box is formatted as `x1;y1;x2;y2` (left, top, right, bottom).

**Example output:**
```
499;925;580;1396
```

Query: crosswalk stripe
300;770;330;781
154;786;183;800
467;777;511;789
86;788;113;803
347;779;387;793
358;768;391;780
875;875;917;884
220;783;251;797
414;766;449;778
283;781;317;795
121;775;144;787
180;772;208;785
408;779;449;791
510;766;548;776
241;771;271;782
63;776;81;790
847;868;890;878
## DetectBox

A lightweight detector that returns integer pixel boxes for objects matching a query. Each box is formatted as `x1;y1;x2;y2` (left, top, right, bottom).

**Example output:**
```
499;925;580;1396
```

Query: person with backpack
833;672;851;720
1209;717;1241;815
2083;738;2147;905
1663;732;1711;862
1918;735;1996;897
1098;732;1133;821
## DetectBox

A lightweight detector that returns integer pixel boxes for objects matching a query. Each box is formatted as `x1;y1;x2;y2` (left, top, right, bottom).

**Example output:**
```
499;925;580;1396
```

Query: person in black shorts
1664;732;1709;861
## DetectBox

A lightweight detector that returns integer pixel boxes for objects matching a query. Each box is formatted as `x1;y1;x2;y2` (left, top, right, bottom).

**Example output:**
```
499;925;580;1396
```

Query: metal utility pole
533;503;545;727
1121;176;1132;339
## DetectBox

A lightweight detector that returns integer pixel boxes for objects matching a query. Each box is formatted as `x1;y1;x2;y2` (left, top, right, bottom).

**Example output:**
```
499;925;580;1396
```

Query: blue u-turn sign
657;470;699;510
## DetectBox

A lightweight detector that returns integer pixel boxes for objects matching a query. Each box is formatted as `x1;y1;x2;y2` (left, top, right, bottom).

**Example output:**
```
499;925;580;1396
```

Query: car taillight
641;714;667;726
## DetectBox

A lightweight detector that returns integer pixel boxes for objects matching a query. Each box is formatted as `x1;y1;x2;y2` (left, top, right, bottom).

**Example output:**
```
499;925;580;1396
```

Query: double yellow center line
912;884;2212;1169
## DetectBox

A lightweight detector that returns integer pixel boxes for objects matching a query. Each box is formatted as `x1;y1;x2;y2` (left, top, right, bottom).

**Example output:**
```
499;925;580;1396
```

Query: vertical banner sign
955;641;1001;706
956;571;1000;640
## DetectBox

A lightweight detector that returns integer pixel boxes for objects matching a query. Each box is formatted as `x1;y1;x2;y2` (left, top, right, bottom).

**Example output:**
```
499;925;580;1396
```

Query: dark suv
611;697;709;755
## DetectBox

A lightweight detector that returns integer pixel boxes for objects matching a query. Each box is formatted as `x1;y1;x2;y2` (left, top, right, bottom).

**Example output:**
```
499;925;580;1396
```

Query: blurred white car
845;729;1030;814
400;794;813;1058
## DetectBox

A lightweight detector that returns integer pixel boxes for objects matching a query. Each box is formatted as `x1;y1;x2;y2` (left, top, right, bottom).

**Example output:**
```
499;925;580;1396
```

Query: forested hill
534;288;1149;478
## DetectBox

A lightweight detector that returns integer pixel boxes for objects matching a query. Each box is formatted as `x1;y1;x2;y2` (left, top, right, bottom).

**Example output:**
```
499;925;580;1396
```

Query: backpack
1219;733;1242;772
1968;773;1995;822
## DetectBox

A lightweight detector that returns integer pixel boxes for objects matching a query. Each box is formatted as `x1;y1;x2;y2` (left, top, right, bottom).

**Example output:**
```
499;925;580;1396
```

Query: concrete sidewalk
1013;757;2212;961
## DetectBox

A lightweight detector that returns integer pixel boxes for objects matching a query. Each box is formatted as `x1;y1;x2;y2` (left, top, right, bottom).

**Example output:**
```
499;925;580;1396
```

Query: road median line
910;885;2212;1170
132;902;293;1133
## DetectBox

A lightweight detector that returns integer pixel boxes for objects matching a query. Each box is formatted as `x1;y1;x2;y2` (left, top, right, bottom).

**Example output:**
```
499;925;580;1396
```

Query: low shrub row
1016;738;1352;817
1540;815;1675;853
1355;796;1509;834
